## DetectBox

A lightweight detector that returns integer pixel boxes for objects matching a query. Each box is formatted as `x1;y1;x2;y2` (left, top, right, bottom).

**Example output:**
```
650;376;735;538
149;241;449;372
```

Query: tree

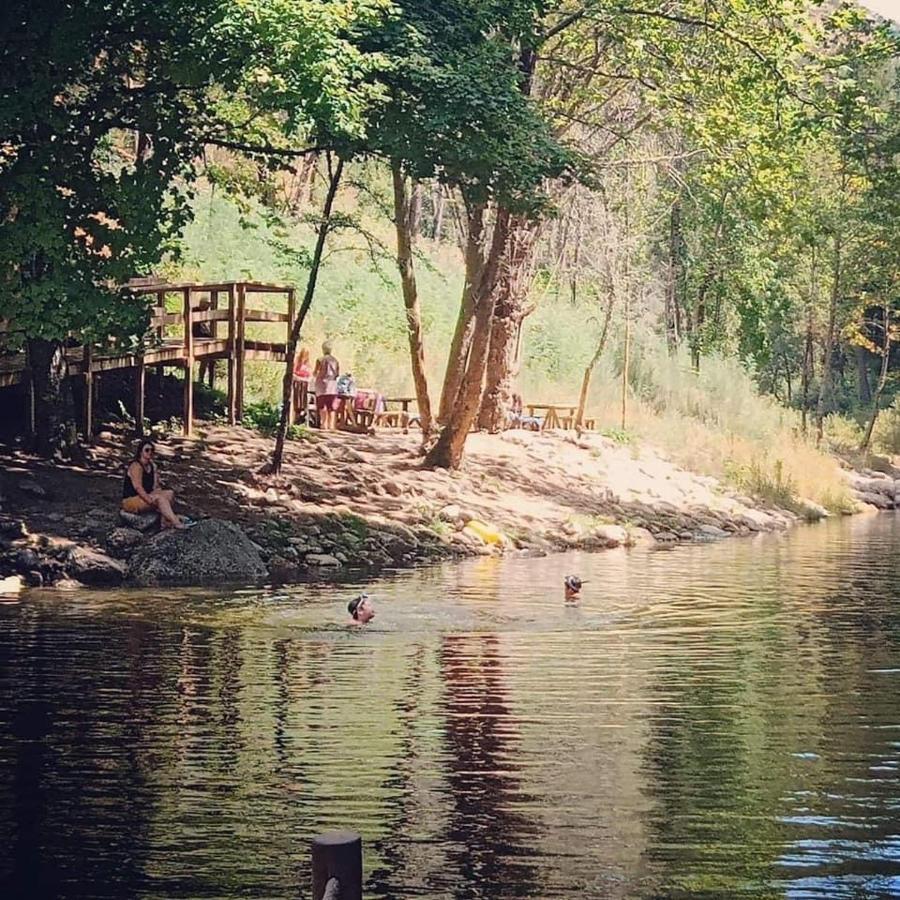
0;0;391;456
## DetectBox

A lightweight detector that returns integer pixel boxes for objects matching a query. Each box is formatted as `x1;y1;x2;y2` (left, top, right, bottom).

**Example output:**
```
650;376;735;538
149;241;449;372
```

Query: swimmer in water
564;575;585;602
348;593;376;625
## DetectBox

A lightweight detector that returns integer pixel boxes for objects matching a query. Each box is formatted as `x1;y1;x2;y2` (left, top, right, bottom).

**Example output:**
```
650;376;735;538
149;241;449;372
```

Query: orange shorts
122;496;153;513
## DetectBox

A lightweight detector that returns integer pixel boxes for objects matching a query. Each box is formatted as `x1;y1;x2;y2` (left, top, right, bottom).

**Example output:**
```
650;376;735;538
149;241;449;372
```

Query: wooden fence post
134;355;146;437
235;283;246;422
183;287;193;436
209;289;218;390
227;284;237;425
82;345;94;441
311;832;362;900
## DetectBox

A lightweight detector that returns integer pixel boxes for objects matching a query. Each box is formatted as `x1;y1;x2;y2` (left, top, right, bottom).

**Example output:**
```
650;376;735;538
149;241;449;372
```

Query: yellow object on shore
463;519;505;545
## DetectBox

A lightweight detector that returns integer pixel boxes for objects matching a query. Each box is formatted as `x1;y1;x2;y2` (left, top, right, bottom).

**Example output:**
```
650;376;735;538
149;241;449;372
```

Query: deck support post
134;356;146;436
235;283;246;422
82;345;94;441
227;285;237;425
183;287;193;436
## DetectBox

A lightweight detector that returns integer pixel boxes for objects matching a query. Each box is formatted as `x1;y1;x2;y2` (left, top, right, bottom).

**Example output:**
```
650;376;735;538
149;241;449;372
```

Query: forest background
1;0;898;511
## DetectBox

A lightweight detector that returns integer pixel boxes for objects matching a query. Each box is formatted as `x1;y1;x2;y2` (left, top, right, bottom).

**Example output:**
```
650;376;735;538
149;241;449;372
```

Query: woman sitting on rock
122;440;186;529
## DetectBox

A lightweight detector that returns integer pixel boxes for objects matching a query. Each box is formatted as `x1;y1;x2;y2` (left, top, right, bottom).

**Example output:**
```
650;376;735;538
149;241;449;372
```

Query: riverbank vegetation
1;0;898;513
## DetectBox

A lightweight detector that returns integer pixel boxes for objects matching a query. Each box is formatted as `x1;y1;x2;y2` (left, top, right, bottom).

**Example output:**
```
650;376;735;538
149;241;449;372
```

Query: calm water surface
1;513;899;899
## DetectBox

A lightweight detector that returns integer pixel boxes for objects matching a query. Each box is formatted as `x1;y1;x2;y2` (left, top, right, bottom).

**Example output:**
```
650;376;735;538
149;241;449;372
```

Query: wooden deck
1;280;295;437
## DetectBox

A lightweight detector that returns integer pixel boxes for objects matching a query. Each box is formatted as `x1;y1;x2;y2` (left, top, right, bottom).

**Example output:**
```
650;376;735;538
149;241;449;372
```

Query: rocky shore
1;425;896;591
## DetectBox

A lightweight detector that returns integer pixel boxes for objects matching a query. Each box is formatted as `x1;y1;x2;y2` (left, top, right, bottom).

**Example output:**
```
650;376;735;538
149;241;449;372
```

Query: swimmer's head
564;575;584;599
348;592;375;623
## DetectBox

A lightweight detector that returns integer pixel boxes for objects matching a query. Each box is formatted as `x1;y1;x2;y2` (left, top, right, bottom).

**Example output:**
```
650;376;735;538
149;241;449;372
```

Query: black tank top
123;463;155;499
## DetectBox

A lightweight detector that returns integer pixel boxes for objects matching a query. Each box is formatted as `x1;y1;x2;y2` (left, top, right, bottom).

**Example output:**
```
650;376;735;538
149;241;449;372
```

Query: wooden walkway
0;280;295;437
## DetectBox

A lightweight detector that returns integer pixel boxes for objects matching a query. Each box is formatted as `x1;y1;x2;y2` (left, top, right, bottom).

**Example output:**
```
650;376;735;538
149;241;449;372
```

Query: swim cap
564;575;583;591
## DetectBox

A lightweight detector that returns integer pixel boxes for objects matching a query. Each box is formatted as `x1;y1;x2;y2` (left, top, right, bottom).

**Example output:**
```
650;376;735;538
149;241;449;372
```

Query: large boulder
127;519;268;586
68;547;127;586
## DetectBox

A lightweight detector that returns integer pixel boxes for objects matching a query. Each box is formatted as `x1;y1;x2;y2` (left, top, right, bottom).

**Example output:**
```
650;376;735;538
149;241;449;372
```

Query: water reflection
0;513;898;898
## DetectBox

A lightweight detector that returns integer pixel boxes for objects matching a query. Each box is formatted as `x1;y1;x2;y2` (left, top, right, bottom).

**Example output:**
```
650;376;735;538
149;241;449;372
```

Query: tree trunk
392;163;433;440
855;345;872;406
783;353;793;404
271;155;344;473
26;337;72;457
665;200;682;353
477;215;540;432
815;235;841;445
437;201;486;423
425;208;512;469
432;183;445;241
575;292;615;428
860;303;891;452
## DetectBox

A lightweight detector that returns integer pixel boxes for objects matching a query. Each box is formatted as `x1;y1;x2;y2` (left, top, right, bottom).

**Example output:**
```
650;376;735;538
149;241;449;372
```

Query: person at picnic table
512;393;541;431
313;341;341;431
348;593;376;625
121;440;188;529
292;346;312;422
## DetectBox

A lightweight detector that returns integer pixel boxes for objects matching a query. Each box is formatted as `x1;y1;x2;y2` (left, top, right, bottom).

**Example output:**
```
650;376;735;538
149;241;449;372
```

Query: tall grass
175;187;854;512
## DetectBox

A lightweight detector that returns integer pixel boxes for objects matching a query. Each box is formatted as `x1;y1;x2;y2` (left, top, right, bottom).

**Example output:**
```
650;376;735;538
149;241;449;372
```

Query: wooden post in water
226;284;237;425
183;287;193;436
311;832;362;900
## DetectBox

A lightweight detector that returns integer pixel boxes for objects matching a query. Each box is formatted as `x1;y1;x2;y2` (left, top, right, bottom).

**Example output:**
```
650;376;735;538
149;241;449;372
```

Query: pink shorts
316;394;341;412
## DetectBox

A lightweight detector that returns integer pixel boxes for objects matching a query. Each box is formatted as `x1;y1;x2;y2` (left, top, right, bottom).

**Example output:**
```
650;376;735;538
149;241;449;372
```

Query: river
1;513;899;898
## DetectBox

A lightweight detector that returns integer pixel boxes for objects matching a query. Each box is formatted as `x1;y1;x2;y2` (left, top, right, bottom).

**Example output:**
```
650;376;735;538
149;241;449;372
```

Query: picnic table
381;396;417;429
524;403;595;431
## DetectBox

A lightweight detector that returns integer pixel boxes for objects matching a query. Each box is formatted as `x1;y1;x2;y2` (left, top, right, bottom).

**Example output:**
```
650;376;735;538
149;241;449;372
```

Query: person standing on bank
122;441;186;529
292;346;312;423
313;340;341;431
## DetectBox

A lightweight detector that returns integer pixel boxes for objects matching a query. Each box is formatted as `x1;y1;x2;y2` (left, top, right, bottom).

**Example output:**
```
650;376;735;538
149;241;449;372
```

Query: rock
127;519;267;586
118;509;160;532
15;548;41;573
19;481;48;499
857;490;892;510
305;553;341;567
67;547;127;586
696;524;729;539
795;499;830;521
383;480;403;497
265;488;279;503
24;570;43;587
593;523;628;547
0;518;27;540
0;574;23;594
627;527;656;545
268;555;302;581
98;431;113;441
439;504;463;524
655;531;679;543
106;527;144;557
